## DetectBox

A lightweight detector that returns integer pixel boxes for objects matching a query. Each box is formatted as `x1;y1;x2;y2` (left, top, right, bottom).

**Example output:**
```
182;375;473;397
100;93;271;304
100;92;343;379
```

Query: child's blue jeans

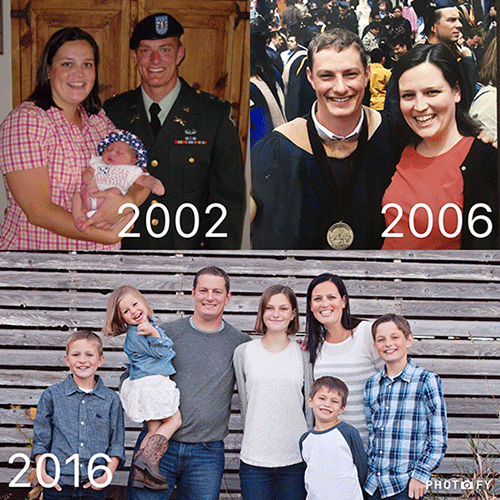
367;486;411;500
239;460;306;500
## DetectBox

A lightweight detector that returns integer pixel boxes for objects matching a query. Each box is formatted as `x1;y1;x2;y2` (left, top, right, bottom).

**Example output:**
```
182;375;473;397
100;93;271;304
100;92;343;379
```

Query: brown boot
133;434;169;482
131;464;169;490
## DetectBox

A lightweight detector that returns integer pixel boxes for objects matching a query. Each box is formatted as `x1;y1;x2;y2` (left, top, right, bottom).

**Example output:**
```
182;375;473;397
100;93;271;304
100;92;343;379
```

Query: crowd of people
250;0;498;250
32;266;448;500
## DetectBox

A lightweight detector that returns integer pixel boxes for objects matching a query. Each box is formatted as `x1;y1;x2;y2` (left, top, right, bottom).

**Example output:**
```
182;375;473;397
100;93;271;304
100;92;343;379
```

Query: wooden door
11;0;132;105
11;0;249;151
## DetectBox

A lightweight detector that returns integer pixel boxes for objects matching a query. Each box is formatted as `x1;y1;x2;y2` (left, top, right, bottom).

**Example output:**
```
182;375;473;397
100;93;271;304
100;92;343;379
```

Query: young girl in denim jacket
104;286;181;490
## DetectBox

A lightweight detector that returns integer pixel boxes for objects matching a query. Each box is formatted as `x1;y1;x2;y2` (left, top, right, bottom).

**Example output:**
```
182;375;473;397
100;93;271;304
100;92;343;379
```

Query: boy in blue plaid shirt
364;314;447;500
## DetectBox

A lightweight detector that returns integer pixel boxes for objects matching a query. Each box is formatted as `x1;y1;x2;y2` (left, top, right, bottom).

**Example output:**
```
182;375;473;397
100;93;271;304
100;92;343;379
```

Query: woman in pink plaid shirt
0;27;149;250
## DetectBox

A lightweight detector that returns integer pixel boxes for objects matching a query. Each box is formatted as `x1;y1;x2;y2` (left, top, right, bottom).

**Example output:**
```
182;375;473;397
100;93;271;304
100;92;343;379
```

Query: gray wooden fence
1;250;499;499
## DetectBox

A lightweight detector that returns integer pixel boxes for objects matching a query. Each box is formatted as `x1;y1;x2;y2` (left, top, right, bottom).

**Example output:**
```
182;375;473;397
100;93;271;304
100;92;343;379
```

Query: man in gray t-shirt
129;266;250;500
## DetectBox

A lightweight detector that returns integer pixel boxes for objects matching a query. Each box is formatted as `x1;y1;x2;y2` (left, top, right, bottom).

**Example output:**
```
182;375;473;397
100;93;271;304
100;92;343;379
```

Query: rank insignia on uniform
155;15;169;35
183;107;190;112
174;116;187;127
130;114;141;123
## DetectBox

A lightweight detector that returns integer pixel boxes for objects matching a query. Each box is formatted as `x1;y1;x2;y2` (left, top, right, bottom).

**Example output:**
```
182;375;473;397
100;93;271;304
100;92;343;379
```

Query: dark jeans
128;429;225;500
239;460;307;500
367;486;411;500
43;486;105;500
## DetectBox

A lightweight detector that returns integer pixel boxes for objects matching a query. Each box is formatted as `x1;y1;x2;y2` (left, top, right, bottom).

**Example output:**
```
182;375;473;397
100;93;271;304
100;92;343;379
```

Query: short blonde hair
307;29;367;71
103;286;153;336
66;330;103;357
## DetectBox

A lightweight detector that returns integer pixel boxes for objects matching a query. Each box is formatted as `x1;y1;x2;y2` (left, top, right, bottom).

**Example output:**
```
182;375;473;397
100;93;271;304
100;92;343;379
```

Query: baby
72;130;164;231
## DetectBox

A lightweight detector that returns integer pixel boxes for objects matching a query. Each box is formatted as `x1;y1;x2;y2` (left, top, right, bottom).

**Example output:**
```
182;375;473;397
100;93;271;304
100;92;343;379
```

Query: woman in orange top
382;43;498;249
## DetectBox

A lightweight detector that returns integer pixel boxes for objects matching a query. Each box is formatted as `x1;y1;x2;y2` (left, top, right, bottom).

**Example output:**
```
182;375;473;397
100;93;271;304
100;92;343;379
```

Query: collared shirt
124;318;176;380
142;78;182;126
0;102;118;250
311;101;364;141
281;48;293;65
364;358;447;497
32;374;125;485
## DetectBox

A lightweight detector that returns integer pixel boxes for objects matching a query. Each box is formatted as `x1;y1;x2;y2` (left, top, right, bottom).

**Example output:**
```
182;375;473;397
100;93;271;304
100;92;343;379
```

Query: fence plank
1;250;499;496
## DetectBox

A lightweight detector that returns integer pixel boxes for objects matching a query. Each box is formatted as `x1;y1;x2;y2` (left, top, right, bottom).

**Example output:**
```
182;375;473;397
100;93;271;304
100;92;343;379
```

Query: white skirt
120;374;180;422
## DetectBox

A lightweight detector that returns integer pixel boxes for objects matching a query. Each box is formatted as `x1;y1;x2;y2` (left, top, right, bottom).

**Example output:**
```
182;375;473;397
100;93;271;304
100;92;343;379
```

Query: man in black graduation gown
251;29;396;249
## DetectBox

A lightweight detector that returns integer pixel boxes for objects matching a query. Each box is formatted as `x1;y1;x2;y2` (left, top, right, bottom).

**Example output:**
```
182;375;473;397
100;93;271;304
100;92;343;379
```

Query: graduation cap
412;0;456;19
288;21;314;46
288;20;306;38
250;15;271;36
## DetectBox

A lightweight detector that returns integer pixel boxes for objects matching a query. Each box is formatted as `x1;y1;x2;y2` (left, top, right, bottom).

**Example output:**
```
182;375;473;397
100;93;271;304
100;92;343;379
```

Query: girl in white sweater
234;285;313;500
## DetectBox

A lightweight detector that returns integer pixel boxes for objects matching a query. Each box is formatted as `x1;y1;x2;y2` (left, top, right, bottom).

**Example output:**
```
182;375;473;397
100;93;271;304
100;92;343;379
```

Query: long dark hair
478;36;497;86
393;43;480;147
28;27;102;114
251;31;281;105
305;274;361;364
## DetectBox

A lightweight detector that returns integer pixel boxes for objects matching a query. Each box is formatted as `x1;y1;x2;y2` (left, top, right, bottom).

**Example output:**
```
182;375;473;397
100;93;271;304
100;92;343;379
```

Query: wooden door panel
11;0;131;105
176;15;228;97
11;0;249;151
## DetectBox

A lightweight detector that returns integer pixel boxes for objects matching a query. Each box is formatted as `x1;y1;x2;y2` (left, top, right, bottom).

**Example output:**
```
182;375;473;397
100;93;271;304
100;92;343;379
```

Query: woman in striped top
305;273;383;444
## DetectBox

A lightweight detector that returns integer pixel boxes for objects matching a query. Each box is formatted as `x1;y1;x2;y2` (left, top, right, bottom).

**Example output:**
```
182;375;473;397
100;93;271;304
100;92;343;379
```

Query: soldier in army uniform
104;13;245;249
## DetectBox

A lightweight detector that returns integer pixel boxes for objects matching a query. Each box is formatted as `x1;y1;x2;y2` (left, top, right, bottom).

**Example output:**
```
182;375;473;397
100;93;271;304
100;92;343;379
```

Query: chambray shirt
32;375;125;485
364;358;447;497
124;318;176;381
